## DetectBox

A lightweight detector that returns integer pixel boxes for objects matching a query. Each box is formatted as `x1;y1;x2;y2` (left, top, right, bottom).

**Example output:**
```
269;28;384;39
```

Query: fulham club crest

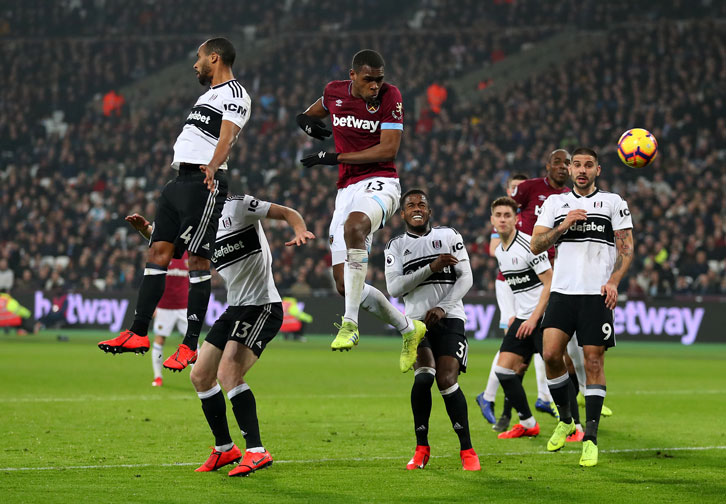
594;201;603;208
432;240;442;249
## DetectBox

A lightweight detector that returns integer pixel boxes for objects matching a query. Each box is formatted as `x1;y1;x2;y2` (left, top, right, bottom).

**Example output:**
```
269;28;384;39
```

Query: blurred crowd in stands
1;1;725;302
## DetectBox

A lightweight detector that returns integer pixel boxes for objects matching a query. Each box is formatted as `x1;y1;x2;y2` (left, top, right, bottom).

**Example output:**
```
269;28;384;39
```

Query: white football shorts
329;176;401;266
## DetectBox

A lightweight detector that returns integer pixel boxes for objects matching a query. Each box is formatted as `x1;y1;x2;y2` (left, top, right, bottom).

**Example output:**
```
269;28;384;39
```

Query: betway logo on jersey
568;222;605;233
187;110;212;124
332;114;379;131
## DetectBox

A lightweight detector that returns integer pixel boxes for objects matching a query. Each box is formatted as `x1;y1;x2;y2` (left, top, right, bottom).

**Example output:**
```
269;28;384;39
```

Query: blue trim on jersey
491;233;500;239
381;123;403;130
321;96;328;111
499;322;508;329
372;195;388;229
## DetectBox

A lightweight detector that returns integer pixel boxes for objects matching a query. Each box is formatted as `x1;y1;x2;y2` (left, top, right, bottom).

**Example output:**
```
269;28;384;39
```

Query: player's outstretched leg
407;366;435;470
358;283;425;371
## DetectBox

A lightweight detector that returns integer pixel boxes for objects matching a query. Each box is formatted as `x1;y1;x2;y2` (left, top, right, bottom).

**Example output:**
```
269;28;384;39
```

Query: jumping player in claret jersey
297;49;426;372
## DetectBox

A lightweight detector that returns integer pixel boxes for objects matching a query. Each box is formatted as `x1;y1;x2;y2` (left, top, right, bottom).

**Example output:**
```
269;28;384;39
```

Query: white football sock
152;342;163;379
360;283;413;334
520;416;537;429
533;353;552;402
568;333;587;394
342;249;368;325
482;351;501;402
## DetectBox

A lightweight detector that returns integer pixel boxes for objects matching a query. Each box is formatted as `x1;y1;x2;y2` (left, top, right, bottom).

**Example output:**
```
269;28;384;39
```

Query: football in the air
617;128;658;168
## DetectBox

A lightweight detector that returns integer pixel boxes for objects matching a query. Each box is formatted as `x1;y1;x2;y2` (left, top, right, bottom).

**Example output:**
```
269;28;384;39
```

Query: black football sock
495;366;533;421
228;384;263;450
198;385;233;449
441;384;472;451
584;385;606;444
129;263;166;336
568;378;581;425
547;373;572;424
499;373;522;419
182;270;211;351
569;371;579;393
411;367;435;446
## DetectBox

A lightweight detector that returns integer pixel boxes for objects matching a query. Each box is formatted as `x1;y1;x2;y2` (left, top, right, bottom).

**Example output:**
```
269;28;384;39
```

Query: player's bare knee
190;366;215;392
542;348;564;369
435;371;457;391
188;254;211;271
343;219;370;246
148;246;173;267
584;357;603;376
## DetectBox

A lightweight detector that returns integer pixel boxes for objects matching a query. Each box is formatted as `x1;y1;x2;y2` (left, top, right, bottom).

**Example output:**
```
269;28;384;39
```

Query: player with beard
532;147;634;467
385;190;480;471
99;38;250;372
297;49;426;372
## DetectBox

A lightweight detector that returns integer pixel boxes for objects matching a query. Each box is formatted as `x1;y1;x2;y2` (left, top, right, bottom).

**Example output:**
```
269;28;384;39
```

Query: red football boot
497;422;540;439
406;445;431;470
228;450;273;477
163;344;198;372
566;426;585;442
195;445;243;472
460;448;481;471
98;330;150;355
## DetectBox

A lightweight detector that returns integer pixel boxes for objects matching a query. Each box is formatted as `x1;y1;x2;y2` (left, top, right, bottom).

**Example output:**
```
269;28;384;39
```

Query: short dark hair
548;149;571;163
508;173;527;186
490;196;518;214
352;49;385;72
203;37;236;67
571;147;598;162
400;188;428;209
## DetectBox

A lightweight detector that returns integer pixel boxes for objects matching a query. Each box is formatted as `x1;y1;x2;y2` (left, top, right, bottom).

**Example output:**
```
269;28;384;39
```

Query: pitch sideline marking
1;446;724;472
2;389;724;403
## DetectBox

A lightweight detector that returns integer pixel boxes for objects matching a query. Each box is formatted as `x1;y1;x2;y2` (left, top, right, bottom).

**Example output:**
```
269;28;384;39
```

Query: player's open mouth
576;176;588;183
412;215;423;221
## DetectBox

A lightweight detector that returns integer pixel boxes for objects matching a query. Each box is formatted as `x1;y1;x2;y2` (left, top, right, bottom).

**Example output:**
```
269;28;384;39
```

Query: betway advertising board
20;291;723;344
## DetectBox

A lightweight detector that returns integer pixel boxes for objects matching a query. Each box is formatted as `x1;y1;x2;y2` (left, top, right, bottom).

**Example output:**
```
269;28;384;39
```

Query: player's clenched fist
557;209;588;232
429;253;458;273
301;151;339;168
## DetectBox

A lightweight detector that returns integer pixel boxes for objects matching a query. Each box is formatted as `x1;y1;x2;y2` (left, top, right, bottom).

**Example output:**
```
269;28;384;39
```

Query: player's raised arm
266;203;316;247
126;213;153;240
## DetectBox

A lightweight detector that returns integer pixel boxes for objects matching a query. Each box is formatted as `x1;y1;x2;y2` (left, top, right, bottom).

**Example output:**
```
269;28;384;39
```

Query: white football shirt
212;195;281;306
385;226;470;322
172;79;251;170
495;231;551;319
535;188;633;295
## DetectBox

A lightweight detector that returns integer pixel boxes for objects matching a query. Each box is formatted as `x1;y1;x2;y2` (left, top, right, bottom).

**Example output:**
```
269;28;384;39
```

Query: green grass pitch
1;330;725;503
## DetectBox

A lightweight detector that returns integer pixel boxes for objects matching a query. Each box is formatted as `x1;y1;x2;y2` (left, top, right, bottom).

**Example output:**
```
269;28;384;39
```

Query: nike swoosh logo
252;457;268;465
